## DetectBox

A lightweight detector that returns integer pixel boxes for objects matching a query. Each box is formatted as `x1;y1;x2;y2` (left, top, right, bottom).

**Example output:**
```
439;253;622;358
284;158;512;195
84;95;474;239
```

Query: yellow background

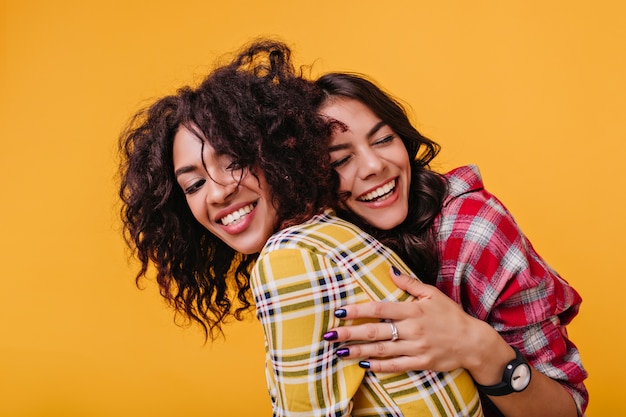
1;1;624;415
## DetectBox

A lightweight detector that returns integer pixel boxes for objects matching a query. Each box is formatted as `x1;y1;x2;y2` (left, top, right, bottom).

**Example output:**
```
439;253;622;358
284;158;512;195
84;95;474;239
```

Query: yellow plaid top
251;211;483;416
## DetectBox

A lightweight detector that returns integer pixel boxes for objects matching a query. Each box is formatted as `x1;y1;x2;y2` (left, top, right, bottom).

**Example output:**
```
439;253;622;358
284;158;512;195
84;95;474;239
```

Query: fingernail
392;266;401;276
358;361;370;369
337;348;350;357
323;331;338;341
334;309;347;318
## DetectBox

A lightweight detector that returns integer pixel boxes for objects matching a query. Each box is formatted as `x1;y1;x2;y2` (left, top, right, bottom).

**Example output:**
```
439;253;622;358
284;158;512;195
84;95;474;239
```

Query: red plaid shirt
434;165;588;416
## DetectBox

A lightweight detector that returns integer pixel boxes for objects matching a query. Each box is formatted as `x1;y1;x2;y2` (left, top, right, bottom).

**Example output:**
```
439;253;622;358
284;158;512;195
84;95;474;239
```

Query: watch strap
475;346;530;396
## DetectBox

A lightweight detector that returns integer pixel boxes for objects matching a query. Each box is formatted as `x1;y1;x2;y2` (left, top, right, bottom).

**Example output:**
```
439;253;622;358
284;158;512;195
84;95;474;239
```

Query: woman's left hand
325;268;505;379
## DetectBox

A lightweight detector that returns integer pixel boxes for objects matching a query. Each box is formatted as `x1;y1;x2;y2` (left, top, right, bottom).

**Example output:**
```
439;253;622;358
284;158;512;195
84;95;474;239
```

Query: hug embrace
119;39;587;416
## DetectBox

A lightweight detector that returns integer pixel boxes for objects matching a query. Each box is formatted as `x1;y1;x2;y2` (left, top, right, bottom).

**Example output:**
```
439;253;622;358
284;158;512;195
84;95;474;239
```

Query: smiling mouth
357;179;396;202
219;204;255;226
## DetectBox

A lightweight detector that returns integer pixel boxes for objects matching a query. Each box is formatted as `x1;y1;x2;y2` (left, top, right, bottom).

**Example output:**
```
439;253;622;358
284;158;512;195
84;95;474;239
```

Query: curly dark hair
315;73;448;285
118;39;335;340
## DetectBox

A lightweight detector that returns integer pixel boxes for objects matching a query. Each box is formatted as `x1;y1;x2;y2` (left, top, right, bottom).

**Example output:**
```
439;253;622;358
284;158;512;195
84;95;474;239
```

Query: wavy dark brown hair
315;73;448;284
118;40;335;340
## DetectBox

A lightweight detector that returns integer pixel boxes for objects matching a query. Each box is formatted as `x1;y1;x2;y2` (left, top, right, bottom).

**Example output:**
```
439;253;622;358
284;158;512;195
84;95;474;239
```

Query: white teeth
220;204;254;226
359;179;396;202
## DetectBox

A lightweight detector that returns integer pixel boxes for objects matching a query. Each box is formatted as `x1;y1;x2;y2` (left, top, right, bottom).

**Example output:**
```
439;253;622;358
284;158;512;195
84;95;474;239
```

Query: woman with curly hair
118;40;483;416
314;73;588;417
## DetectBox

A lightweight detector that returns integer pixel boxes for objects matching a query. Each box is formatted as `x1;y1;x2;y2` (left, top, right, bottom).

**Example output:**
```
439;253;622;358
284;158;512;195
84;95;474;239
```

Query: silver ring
388;321;399;342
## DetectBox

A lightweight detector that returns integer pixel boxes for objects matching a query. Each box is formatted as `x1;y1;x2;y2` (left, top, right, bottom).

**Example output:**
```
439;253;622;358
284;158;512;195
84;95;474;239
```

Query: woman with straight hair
315;71;587;417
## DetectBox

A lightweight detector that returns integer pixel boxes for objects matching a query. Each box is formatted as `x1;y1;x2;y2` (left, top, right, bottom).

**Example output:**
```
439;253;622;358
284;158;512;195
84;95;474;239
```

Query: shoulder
443;165;485;202
439;165;512;235
436;166;529;300
259;211;411;281
262;210;370;253
260;211;395;269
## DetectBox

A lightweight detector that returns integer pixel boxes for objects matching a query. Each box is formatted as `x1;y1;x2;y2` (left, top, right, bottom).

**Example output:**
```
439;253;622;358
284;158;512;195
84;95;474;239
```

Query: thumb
390;266;432;299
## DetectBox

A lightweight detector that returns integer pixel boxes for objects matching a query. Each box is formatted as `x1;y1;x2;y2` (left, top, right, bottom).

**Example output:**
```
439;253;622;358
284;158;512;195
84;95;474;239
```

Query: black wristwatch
475;346;532;396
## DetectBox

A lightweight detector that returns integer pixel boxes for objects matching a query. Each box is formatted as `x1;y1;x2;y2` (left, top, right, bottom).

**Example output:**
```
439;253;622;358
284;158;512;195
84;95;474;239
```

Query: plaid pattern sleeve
251;212;484;417
436;165;588;416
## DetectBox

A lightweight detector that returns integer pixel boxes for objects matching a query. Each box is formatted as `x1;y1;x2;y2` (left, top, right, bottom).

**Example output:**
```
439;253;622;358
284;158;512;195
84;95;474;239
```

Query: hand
325;268;506;380
325;268;580;417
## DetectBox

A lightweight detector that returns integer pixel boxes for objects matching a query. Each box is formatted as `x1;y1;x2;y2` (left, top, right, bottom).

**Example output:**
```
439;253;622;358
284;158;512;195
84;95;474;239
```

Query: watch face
511;363;531;391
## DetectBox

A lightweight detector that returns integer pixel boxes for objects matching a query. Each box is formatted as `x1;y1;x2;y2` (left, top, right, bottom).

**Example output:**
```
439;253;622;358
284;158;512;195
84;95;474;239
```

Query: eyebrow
174;165;196;178
328;120;387;153
367;121;387;138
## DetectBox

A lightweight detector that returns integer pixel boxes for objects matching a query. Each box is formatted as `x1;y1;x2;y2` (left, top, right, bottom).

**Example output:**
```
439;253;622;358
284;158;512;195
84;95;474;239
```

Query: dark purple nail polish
392;266;401;276
323;331;338;341
337;348;350;357
358;361;370;369
334;309;347;318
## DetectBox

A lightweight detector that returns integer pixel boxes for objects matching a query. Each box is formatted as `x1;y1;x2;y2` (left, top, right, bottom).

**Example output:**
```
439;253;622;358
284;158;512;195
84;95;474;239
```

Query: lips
356;179;396;202
218;203;255;226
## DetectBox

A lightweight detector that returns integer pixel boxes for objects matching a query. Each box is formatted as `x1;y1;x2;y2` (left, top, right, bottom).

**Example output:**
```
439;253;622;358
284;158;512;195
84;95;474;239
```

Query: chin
371;221;402;231
238;248;262;255
364;209;407;231
358;215;402;231
233;241;265;255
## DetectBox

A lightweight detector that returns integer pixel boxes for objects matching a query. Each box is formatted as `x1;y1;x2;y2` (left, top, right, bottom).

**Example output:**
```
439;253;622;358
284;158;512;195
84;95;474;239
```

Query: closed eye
184;179;206;195
226;160;243;171
373;134;395;146
330;155;351;168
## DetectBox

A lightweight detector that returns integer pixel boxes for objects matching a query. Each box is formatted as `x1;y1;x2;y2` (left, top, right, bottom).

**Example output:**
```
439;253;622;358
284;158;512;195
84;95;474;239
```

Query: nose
357;147;385;180
204;173;239;205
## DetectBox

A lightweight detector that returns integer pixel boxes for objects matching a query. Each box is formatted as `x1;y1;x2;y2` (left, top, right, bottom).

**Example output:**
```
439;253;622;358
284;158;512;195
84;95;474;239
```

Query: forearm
486;368;578;417
326;269;587;416
466;320;578;417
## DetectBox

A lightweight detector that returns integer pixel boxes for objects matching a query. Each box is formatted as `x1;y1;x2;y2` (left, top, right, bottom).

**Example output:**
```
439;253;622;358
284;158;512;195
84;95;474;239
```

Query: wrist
474;346;532;396
464;320;516;385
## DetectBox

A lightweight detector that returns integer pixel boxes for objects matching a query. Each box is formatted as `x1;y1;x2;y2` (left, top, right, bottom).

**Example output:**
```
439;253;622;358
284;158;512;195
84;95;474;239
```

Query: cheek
403;156;412;174
400;152;412;174
336;170;355;195
186;196;208;224
341;200;360;215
